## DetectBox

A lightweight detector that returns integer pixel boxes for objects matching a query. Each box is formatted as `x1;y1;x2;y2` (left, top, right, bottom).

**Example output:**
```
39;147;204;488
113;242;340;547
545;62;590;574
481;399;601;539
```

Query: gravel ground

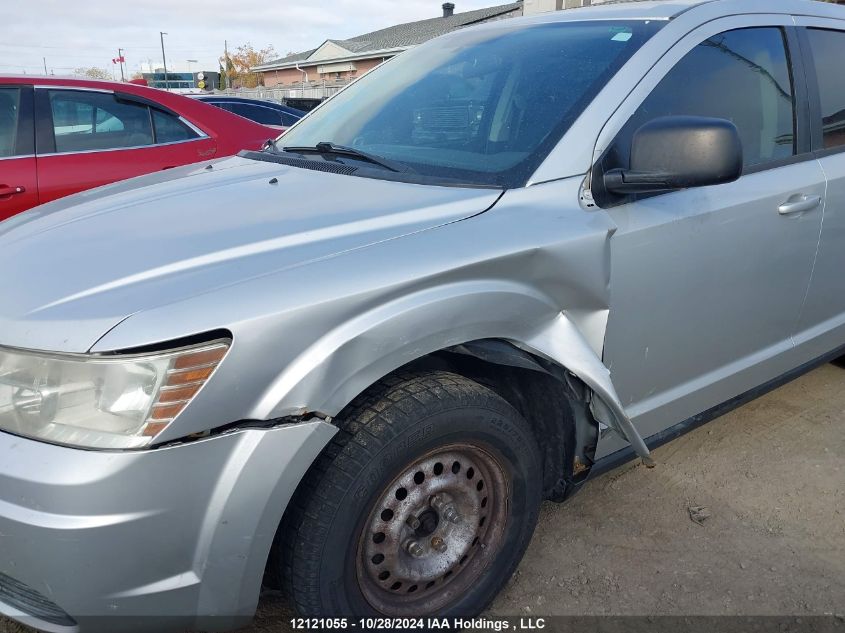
3;364;844;633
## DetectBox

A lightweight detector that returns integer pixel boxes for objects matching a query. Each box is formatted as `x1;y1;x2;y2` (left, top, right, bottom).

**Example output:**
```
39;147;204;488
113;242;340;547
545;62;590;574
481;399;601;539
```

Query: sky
2;0;502;77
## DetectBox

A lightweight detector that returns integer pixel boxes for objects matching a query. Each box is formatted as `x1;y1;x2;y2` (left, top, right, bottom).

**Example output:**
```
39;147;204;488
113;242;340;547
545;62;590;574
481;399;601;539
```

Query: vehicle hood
0;156;502;353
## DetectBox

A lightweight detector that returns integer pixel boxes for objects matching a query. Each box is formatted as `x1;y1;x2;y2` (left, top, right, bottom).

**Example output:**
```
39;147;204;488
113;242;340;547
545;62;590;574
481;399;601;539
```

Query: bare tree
73;67;111;80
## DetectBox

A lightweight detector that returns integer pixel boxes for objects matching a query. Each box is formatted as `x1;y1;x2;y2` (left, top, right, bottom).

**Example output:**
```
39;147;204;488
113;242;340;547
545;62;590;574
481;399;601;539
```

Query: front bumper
0;420;336;632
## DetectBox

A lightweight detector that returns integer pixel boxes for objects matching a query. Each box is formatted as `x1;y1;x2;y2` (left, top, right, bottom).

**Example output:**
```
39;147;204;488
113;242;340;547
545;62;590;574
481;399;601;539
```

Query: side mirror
604;116;743;195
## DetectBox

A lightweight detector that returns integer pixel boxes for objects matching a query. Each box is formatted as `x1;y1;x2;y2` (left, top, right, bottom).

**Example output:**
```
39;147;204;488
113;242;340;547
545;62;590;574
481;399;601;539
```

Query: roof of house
255;2;523;71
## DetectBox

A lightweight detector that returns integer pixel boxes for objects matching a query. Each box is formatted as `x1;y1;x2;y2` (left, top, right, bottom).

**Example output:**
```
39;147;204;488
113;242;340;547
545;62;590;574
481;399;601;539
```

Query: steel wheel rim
356;443;509;615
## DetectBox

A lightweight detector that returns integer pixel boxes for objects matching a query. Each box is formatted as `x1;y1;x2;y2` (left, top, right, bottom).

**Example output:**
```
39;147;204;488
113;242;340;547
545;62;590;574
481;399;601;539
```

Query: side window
279;111;301;127
152;109;199;144
804;29;845;150
0;88;20;158
230;103;282;126
610;28;796;171
48;90;153;153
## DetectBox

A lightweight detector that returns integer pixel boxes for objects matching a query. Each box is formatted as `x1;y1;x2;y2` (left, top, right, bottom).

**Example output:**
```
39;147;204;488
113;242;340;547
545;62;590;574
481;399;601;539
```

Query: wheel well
400;340;600;501
265;339;599;589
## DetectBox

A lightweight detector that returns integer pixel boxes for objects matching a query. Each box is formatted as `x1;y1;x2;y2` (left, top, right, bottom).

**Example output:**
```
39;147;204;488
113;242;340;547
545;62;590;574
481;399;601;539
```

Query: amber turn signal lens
165;366;216;386
140;341;230;440
142;421;171;437
149;402;188;420
173;346;228;370
157;383;202;403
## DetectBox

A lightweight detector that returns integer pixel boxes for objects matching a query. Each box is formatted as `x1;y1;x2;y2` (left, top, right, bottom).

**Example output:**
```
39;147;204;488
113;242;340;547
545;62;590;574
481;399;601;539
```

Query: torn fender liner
520;313;654;467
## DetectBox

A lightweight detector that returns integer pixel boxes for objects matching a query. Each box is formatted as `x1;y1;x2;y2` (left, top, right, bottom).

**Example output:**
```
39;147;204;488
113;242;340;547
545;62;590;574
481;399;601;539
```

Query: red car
0;76;277;220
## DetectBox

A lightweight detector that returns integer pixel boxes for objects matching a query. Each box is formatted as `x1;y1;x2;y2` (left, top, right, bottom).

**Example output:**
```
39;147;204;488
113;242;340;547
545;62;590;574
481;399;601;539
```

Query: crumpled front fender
517;313;653;465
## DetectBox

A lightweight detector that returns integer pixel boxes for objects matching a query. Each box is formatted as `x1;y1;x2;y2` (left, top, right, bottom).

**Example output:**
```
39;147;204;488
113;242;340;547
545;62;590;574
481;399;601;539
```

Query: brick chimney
442;2;455;17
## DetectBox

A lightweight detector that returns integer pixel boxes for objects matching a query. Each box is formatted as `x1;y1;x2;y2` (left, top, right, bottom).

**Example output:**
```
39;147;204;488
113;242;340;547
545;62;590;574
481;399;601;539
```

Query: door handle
0;185;26;198
778;194;821;216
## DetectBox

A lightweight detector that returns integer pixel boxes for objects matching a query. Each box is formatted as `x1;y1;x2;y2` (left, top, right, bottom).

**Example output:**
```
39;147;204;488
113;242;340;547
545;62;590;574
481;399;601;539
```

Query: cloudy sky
2;0;501;77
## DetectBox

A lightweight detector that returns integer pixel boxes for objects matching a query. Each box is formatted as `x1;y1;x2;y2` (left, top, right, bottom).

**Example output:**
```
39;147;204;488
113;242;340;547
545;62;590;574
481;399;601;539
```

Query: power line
0;42;224;52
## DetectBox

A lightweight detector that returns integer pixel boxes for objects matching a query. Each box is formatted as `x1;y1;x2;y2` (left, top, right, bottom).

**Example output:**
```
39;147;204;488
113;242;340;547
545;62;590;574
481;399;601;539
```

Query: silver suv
1;0;843;630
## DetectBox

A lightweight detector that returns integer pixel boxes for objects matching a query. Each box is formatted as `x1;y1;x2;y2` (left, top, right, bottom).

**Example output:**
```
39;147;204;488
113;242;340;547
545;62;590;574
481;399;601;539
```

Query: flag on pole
112;56;125;64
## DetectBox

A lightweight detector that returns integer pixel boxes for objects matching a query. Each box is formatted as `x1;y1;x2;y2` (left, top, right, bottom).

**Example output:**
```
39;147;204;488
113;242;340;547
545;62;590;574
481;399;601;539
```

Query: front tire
278;371;543;617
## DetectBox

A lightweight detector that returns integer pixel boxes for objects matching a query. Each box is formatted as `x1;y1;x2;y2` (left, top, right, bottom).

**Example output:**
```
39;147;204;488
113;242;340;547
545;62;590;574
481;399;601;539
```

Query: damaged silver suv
2;0;844;630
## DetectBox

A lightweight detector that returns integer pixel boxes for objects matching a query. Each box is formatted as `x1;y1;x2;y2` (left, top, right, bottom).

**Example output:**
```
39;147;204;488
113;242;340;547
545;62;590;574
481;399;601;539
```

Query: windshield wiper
263;138;281;152
281;141;413;173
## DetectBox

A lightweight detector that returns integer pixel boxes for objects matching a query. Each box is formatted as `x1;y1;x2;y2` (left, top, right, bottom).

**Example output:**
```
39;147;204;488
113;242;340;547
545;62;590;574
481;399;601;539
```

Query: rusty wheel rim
356;443;509;615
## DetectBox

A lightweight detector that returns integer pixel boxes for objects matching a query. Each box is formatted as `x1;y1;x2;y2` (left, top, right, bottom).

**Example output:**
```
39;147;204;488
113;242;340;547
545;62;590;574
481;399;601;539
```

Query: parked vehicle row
0;77;278;219
1;0;845;631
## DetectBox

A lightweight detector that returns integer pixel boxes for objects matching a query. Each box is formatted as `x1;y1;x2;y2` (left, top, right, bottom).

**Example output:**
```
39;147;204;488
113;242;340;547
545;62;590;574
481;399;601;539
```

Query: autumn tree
74;67;111;80
220;43;277;89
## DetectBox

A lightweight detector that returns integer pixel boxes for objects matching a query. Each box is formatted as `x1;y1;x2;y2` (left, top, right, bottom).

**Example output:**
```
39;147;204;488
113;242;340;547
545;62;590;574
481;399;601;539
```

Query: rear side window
48;90;153;153
804;28;845;150
0;87;20;158
279;111;300;127
611;27;796;170
229;103;281;126
152;109;199;143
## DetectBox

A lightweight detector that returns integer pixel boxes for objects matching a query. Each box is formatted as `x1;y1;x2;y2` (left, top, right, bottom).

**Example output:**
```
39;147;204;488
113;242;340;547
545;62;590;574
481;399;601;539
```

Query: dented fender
246;179;650;464
87;177;649;461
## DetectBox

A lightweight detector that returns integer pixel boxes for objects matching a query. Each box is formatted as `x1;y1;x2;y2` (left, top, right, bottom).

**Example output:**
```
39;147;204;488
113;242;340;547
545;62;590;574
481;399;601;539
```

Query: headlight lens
0;340;229;449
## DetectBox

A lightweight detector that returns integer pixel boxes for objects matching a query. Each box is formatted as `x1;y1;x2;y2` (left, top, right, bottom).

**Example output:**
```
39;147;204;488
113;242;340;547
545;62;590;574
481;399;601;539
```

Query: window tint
0;88;20;158
48;90;153;153
152;109;199;143
805;29;845;150
230;103;282;126
612;28;795;170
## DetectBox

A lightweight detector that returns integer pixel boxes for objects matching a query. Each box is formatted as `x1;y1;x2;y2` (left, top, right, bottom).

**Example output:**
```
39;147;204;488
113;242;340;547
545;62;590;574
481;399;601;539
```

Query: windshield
277;20;662;188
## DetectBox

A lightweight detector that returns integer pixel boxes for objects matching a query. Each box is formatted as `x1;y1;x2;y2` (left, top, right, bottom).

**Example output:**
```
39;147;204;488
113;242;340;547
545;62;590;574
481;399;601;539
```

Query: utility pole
160;32;169;90
223;40;229;91
42;57;47;74
118;48;126;82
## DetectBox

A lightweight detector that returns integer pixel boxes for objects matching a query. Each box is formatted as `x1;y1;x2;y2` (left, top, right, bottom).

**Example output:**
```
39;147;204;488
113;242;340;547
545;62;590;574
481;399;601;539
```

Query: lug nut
431;494;462;524
406;540;424;558
406;515;421;530
431;536;447;553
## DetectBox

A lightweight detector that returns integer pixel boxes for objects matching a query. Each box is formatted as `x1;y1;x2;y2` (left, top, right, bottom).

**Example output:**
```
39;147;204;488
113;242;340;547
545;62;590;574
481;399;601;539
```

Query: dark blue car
195;96;305;130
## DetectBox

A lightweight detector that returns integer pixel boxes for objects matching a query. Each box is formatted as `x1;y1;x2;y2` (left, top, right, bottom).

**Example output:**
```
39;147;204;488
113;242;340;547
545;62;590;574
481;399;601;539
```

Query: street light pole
223;40;229;91
160;32;169;91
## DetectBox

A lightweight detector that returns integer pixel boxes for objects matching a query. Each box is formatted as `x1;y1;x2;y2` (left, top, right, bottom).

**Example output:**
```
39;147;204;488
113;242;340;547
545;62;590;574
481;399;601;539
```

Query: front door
597;21;824;454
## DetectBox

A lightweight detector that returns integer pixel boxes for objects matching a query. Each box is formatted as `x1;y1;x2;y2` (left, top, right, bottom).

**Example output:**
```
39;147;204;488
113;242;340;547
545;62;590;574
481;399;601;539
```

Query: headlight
0;340;229;449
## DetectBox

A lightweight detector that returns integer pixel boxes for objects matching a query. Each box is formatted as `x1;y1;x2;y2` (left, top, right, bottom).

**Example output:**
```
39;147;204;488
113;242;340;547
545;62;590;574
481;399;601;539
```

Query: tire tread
278;371;533;616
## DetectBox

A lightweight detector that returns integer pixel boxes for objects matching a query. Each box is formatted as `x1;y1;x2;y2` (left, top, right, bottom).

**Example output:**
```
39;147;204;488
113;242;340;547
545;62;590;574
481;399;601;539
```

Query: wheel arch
263;308;650;501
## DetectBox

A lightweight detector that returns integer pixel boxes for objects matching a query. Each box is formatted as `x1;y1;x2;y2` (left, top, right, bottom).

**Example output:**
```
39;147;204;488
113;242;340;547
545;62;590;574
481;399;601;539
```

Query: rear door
791;21;845;360
35;87;217;204
0;85;39;220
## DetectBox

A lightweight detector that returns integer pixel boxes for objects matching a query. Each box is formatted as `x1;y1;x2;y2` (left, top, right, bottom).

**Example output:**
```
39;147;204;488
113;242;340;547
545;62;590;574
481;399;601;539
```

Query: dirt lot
3;364;844;633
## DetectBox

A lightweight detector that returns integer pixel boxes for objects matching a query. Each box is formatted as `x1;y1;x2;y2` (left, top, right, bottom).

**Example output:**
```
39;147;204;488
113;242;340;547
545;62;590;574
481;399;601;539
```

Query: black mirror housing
604;116;743;195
